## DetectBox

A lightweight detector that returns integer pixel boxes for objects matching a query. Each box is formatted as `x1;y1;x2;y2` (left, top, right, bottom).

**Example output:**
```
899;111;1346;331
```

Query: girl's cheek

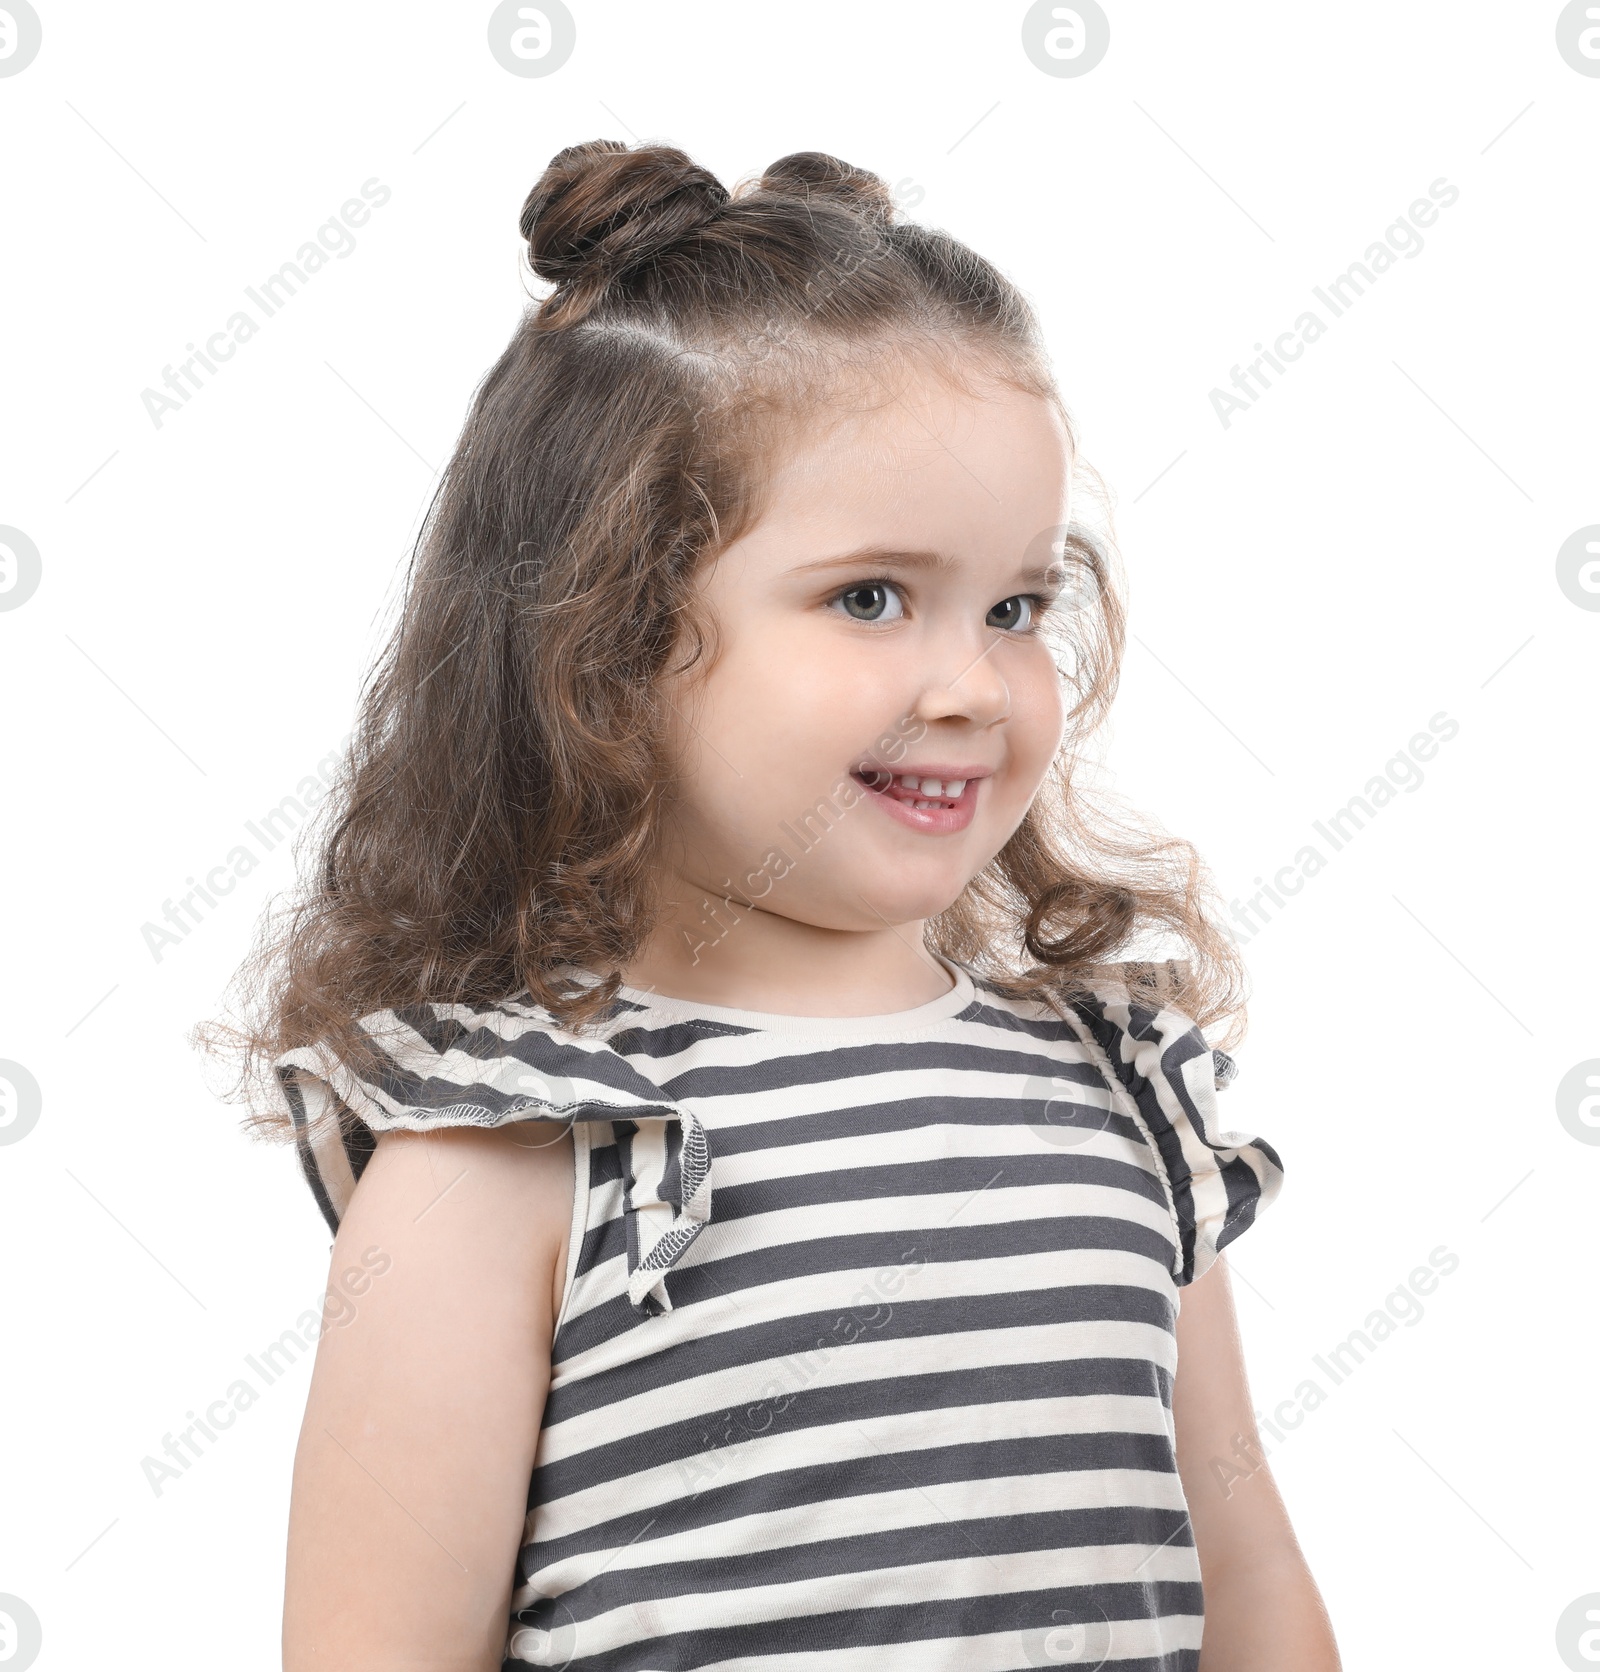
1026;657;1069;746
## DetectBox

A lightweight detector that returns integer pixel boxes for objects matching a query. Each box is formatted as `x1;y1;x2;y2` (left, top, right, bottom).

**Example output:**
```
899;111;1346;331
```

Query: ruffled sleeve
272;996;711;1315
1067;962;1284;1287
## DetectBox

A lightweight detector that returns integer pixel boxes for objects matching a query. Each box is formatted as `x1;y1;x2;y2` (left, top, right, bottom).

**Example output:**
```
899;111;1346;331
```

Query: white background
2;2;1596;1667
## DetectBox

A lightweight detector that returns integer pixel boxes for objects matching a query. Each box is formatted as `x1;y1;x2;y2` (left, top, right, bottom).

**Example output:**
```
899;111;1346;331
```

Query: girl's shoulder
965;957;1283;1288
272;984;712;1314
963;957;1236;1088
273;983;678;1140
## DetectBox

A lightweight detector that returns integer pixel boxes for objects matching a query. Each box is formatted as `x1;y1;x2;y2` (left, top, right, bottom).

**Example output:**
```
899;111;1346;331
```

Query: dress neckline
611;952;976;1038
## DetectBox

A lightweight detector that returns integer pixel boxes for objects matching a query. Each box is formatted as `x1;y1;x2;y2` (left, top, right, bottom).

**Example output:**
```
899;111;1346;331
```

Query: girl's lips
851;766;985;835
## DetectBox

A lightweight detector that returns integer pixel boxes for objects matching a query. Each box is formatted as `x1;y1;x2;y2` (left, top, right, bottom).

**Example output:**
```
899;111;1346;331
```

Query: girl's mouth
850;766;987;834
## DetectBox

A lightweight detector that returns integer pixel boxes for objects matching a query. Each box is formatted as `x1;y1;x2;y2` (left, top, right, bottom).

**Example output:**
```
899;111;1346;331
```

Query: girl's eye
987;594;1037;632
833;582;905;623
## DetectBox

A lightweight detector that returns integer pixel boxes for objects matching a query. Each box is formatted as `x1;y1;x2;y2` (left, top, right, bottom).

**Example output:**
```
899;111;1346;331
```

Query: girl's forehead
784;350;1048;446
707;505;1070;614
742;371;1070;543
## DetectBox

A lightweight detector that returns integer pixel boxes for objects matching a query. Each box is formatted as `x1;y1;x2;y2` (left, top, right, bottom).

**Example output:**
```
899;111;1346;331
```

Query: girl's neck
616;896;954;1017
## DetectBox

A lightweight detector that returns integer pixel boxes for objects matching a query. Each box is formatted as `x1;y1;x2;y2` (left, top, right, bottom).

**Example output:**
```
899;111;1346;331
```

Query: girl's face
660;355;1072;939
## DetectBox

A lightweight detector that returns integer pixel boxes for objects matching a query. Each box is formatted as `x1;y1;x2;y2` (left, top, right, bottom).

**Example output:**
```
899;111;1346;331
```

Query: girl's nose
912;638;1011;729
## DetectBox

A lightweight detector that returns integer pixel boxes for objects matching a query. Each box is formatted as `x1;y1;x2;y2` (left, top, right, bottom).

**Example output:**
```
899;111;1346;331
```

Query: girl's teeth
879;772;973;803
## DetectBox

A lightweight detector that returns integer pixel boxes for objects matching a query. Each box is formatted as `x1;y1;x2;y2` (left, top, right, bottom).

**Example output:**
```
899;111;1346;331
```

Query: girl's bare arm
283;1121;575;1671
1173;1254;1342;1670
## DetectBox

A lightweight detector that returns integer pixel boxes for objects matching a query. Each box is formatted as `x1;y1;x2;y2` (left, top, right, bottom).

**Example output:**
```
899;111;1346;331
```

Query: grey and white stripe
275;956;1283;1669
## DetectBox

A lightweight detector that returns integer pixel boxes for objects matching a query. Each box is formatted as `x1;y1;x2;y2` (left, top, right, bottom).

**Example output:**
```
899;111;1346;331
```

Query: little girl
224;140;1341;1669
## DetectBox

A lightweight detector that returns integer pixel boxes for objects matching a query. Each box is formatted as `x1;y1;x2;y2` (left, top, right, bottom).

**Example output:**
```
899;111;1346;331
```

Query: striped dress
275;954;1284;1671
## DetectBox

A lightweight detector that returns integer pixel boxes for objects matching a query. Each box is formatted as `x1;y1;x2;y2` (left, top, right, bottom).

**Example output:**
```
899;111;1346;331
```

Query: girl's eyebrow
792;545;1065;586
792;545;955;576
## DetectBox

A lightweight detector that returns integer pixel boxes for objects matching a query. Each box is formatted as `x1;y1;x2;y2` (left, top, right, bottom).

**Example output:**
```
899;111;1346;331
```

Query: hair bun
757;152;895;225
521;140;729;288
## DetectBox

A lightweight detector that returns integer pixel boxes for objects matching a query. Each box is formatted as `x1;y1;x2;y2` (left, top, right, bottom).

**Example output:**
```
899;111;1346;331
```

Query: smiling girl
219;141;1340;1669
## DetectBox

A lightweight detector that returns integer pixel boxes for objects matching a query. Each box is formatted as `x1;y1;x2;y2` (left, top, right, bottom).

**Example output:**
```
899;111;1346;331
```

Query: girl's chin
736;876;973;935
845;873;977;927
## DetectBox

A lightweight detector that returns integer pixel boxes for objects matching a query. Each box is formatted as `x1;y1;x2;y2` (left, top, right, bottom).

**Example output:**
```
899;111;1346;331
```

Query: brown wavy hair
201;139;1248;1140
